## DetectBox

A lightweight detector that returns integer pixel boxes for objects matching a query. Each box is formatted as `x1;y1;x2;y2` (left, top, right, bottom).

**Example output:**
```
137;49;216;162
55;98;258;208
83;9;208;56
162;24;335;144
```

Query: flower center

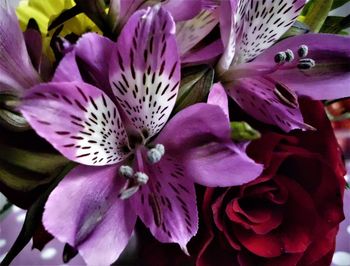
118;144;165;200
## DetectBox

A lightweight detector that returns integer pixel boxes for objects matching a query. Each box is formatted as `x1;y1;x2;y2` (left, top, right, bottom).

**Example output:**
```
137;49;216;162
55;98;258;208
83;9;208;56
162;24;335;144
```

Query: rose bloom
195;99;346;266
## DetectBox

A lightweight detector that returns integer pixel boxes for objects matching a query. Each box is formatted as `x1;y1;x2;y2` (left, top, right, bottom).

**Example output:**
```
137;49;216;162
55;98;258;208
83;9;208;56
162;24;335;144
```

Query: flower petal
254;34;350;100
207;82;229;123
181;39;223;65
162;0;202;21
157;103;263;186
20;81;130;166
233;0;305;64
109;6;180;139
227;77;313;132
131;154;198;251
176;9;219;56
43;164;137;265
53;51;83;82
74;33;115;93
0;6;39;94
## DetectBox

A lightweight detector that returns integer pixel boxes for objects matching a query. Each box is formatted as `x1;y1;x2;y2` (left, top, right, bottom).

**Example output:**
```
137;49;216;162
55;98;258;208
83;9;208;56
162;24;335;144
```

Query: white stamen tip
119;165;134;178
135;172;149;185
285;49;294;62
298;45;309;58
274;52;286;64
155;144;165;156
147;148;163;164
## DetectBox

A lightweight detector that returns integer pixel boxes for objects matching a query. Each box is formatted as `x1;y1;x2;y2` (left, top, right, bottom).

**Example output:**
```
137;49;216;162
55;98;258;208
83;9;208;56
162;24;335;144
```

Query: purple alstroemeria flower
20;6;262;265
0;4;40;96
216;0;350;132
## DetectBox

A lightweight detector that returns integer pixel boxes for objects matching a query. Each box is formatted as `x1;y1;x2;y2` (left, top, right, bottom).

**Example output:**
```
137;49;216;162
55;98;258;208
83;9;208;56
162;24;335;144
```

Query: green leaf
173;66;214;114
281;21;310;39
230;121;261;141
331;0;350;10
320;15;350;33
302;0;334;32
1;163;75;266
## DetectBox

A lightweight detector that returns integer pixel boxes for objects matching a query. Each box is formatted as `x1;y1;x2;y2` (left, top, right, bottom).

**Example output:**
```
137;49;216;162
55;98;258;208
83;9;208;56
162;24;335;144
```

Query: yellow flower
16;0;100;60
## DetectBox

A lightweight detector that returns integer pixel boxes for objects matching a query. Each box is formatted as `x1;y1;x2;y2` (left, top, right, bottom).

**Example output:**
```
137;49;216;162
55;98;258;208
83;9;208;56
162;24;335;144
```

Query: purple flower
216;0;350;132
20;6;262;265
0;5;40;96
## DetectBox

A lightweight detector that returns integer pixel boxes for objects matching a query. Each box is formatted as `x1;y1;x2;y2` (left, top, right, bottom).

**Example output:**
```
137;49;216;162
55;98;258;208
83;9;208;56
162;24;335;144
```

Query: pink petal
109;6;180;139
53;51;83;82
43;164;137;265
20;81;130;166
207;82;229;123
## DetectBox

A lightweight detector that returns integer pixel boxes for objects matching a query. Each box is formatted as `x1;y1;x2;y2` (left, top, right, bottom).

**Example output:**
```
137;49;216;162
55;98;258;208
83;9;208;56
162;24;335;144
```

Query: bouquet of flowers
0;0;349;265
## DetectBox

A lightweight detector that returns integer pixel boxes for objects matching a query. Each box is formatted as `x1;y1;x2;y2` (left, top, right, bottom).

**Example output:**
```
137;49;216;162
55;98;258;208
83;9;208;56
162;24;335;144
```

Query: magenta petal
207;82;229;123
75;33;116;93
157;103;263;187
233;0;305;64
20;81;130;165
181;39;223;65
43;164;137;265
53;51;83;82
109;6;180;139
131;154;198;251
253;34;350;100
162;0;202;21
0;6;39;94
228;77;314;132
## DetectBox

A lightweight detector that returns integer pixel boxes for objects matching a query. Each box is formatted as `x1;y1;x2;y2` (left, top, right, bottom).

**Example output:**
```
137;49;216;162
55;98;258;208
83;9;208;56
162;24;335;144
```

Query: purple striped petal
20;82;130;166
109;6;180;139
228;77;314;132
131;154;198;251
176;9;219;56
232;0;305;64
43;164;136;265
0;6;39;94
252;34;350;100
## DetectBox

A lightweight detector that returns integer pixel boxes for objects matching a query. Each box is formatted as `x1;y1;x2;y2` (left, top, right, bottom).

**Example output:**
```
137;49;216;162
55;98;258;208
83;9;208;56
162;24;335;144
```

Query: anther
147;148;163;164
297;58;315;70
119;165;134;178
119;186;140;200
155;144;165;156
285;49;294;62
274;52;286;64
135;172;149;185
298;45;309;58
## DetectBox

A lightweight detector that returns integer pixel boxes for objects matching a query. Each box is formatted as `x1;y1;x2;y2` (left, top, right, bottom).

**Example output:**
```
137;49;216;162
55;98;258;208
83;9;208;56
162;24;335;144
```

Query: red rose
196;100;346;266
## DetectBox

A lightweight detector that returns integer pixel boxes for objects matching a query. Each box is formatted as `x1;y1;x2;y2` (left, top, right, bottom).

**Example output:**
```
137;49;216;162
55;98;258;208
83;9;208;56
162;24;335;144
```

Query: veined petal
131;154;198;251
233;0;305;64
43;164;137;265
157;103;263;186
20;82;130;166
110;6;180;140
0;5;39;94
176;9;219;56
227;77;313;132
254;34;350;100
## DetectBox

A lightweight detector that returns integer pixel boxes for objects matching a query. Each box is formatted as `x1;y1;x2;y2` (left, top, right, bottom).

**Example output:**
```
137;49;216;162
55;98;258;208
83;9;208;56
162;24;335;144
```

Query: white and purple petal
20;82;130;166
43;164;137;265
0;5;39;94
109;6;180;139
232;0;305;64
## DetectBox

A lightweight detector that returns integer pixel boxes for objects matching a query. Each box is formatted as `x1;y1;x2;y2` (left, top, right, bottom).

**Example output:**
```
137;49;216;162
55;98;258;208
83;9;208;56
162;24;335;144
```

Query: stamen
135;172;149;185
274;52;287;64
118;186;140;200
274;83;299;109
298;45;309;58
285;49;294;62
147;145;165;164
297;58;316;70
119;165;134;178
